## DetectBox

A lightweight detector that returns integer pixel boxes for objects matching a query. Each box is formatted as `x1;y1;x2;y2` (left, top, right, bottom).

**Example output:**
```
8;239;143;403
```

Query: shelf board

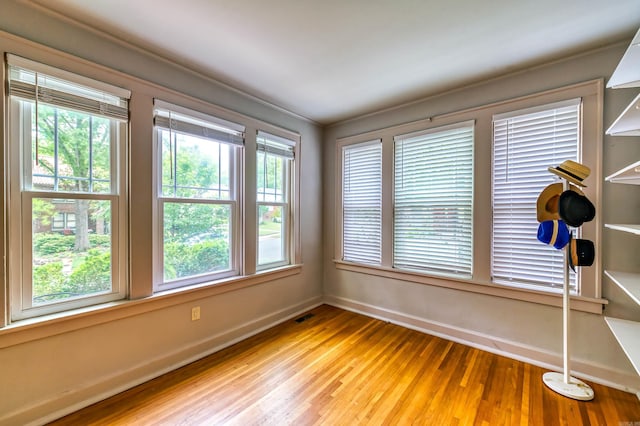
606;160;640;184
605;224;640;235
605;317;640;376
605;270;640;306
606;92;640;136
607;28;640;88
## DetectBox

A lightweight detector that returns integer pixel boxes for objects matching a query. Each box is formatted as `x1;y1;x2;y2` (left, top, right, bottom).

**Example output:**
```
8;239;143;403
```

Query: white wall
0;2;323;425
323;42;640;393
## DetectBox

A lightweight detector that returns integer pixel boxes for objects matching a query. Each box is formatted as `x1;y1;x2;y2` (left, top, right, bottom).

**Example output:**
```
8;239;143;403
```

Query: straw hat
548;160;590;187
536;182;583;222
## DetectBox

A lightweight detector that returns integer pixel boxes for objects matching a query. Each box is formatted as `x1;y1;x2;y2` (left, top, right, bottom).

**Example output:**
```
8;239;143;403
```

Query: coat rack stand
542;178;594;401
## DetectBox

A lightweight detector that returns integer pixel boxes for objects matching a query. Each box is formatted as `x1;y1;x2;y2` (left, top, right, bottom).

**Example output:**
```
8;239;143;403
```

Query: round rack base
542;372;595;401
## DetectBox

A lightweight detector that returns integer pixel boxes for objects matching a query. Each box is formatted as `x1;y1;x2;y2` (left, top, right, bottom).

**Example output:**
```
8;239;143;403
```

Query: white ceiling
26;0;640;124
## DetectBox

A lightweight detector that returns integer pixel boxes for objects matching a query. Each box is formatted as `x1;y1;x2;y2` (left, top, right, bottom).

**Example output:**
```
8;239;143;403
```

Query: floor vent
295;313;314;323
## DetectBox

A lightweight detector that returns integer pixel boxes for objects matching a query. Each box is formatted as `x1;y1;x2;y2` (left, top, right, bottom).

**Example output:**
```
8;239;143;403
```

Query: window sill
333;260;606;314
0;264;302;349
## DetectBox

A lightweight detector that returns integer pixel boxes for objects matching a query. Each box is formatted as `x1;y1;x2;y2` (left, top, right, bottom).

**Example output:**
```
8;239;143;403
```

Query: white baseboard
324;294;640;395
3;296;323;426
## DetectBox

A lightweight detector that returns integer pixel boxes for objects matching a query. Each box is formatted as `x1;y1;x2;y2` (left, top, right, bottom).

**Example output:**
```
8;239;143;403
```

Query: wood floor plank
48;305;640;425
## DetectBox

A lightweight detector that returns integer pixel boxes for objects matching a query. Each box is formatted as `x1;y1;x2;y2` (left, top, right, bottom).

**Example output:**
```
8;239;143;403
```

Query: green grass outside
259;220;282;236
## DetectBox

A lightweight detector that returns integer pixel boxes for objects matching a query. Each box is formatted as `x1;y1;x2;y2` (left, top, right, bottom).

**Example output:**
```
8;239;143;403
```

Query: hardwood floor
49;305;640;425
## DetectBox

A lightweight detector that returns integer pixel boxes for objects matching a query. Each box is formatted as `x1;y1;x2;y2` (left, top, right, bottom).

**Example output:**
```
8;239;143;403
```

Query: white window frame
491;99;581;292
152;99;244;291
341;139;383;266
0;41;303;334
336;121;475;278
256;131;295;271
7;55;129;320
393;122;474;277
335;80;603;313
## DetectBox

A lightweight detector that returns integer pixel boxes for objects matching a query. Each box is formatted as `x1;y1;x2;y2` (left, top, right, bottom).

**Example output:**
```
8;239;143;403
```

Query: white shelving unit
604;26;640;389
605;270;640;306
606;92;640;136
604;224;640;235
605;318;640;376
607;28;640;89
606;160;640;184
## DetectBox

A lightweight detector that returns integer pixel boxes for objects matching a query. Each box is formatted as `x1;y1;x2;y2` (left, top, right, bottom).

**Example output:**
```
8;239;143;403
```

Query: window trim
334;259;604;314
256;130;297;271
152;100;244;291
150;100;302;293
341;139;383;265
393;120;475;277
8;92;129;321
491;99;581;291
334;79;605;313
0;264;303;348
0;42;303;331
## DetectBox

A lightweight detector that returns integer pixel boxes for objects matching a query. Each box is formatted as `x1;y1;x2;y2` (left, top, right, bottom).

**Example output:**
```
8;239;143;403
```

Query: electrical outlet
191;306;201;321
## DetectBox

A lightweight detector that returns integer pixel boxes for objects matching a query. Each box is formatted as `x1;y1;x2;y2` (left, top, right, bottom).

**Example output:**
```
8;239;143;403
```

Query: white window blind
342;140;382;265
7;54;130;121
393;122;474;276
153;100;243;289
256;131;294;268
7;56;129;320
153;99;245;146
492;99;580;290
257;131;295;159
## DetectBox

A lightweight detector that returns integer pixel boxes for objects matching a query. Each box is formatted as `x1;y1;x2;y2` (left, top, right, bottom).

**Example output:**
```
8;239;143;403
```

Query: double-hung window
393;122;474;276
336;81;600;308
154;100;244;290
341;140;382;265
256;131;295;269
7;55;130;320
492;99;580;290
337;122;474;276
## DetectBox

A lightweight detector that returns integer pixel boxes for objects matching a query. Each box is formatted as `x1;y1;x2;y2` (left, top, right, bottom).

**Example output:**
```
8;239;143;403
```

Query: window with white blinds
153;99;244;290
7;55;130;320
342;140;382;265
394;122;474;276
257;131;294;269
492;99;580;290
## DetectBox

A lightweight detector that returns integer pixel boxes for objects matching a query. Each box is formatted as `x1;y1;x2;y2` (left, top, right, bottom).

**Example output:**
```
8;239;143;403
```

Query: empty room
1;1;640;424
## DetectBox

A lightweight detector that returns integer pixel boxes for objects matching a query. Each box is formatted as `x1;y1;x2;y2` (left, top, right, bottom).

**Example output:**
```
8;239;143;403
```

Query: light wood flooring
49;304;640;425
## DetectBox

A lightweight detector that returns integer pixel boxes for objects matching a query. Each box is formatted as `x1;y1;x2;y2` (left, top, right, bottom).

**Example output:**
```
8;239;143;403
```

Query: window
335;81;601;309
52;212;77;232
394;123;474;276
153;100;245;290
337;122;474;276
7;55;130;320
341;140;382;265
256;131;295;269
492;99;580;291
2;50;302;327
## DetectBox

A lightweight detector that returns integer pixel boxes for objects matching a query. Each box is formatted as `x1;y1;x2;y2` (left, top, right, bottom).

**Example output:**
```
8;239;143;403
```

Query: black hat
569;237;595;272
559;190;595;227
536;182;584;222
